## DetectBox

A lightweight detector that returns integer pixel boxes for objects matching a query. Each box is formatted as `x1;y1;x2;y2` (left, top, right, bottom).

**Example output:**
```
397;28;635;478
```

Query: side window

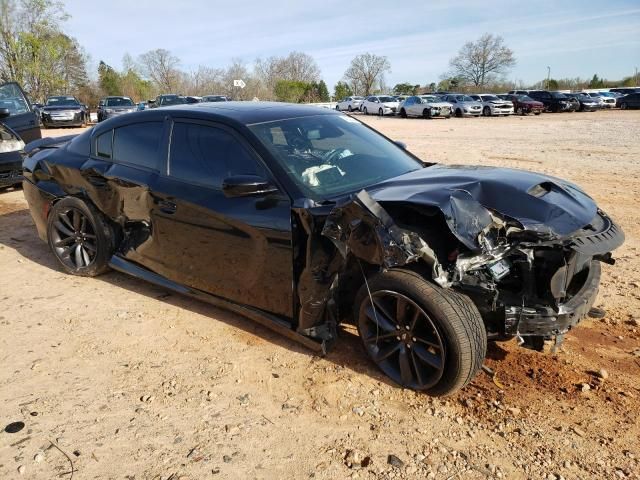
112;121;163;170
96;130;113;159
169;122;264;188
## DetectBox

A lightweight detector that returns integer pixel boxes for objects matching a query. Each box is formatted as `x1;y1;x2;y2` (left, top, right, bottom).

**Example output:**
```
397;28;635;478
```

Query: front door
0;82;41;143
150;119;294;318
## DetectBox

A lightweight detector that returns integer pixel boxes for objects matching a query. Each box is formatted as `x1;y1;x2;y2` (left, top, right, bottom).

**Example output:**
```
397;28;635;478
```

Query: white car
399;95;453;118
336;96;364;112
360;95;400;116
581;92;615;108
470;94;514;116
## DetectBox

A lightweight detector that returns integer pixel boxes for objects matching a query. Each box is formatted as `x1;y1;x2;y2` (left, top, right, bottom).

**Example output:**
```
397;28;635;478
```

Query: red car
499;94;544;115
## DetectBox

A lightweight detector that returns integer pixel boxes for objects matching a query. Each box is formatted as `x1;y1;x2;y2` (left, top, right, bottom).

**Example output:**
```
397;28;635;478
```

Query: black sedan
617;93;640;109
97;96;137;122
21;103;624;395
41;95;88;128
566;93;600;112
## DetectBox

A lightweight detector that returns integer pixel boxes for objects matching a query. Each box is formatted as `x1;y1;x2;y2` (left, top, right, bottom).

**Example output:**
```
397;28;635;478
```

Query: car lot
1;110;639;479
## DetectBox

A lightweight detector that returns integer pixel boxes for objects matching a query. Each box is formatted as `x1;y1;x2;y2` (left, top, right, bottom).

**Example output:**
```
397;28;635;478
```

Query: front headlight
105;108;115;113
0;138;25;153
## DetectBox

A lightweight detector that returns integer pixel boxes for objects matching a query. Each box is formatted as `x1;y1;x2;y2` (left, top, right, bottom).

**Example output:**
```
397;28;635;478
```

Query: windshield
203;96;227;102
551;92;567;99
352;96;364;100
46;96;80;106
481;95;500;101
517;95;534;102
249;114;423;199
421;96;438;102
105;97;134;107
455;95;475;102
378;96;396;102
0;83;30;114
161;96;186;106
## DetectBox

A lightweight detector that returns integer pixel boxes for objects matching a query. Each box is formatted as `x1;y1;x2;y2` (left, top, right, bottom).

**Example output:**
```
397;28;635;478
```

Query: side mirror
394;140;407;150
0;108;10;119
222;175;278;198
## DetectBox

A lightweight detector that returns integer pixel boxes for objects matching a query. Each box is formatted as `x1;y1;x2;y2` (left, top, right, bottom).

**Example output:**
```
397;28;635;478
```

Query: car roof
92;101;338;129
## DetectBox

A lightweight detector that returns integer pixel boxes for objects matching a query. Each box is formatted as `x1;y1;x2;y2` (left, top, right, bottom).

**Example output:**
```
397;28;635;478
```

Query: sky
63;0;640;89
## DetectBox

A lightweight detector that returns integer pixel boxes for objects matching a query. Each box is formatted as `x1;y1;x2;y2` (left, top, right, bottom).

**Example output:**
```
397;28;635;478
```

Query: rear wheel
335;105;340;111
516;106;524;115
355;270;486;396
620;102;628;110
46;197;114;277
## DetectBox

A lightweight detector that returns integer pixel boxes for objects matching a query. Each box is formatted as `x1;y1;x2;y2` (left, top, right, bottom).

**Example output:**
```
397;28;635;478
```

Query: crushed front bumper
504;260;601;337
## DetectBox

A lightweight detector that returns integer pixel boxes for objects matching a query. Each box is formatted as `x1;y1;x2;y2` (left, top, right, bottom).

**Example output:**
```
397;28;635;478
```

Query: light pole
547;66;551;90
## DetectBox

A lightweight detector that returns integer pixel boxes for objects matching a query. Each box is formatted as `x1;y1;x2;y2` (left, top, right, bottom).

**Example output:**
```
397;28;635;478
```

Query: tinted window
105;97;134;107
96;130;113;159
112;122;163;170
169;122;263;188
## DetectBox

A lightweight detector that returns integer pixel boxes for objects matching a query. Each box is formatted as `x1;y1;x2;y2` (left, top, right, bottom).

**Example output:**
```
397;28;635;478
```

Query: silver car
470;94;514;116
399;95;452;118
336;96;364;112
581;92;615;109
441;94;482;117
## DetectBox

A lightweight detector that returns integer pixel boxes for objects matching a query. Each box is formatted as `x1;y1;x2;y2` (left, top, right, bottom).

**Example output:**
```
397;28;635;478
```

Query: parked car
527;90;572;112
470;94;514;116
617;93;640;109
0;114;25;189
398;95;452;118
21;102;624;395
185;96;202;104
149;94;189;108
336;96;364;112
137;102;148;111
202;95;230;102
441;94;482;117
501;94;544;115
41;95;89;127
97;96;137;122
580;92;615;108
361;95;400;116
609;87;640;95
565;93;600;112
0;81;41;144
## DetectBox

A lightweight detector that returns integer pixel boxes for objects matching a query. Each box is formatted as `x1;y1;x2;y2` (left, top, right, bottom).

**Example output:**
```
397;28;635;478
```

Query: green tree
98;61;121;96
393;82;415;94
274;80;309;103
547;78;559;90
588;74;605;88
333;81;352;100
317;80;330;102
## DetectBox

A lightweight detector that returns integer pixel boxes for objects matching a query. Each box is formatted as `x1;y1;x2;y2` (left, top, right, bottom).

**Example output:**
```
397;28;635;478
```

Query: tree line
0;1;636;108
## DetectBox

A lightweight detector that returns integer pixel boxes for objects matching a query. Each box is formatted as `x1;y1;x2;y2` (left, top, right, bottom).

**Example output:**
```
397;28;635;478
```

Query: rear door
150;118;294;317
0;82;41;143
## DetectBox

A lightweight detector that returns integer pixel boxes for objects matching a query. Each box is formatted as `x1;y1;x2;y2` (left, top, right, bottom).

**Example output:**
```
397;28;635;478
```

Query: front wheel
363;107;368;115
516;107;524;115
483;106;491;117
620;102;627;110
46;197;115;277
335;105;340;111
378;108;384;116
422;108;432;119
355;270;486;396
400;108;407;118
348;105;353;112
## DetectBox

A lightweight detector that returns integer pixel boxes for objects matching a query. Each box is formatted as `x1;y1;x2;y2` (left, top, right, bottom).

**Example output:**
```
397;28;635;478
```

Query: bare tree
448;33;515;87
138;48;181;92
255;51;320;98
342;53;391;96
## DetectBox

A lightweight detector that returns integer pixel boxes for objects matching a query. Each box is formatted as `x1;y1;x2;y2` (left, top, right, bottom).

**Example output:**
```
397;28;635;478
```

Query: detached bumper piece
0;156;23;187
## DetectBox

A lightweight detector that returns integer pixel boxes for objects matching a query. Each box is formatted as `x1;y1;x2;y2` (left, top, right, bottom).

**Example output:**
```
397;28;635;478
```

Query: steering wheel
323;148;351;164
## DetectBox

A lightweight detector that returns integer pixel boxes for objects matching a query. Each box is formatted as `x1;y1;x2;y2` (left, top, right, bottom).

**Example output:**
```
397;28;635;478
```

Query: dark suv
527;90;572;112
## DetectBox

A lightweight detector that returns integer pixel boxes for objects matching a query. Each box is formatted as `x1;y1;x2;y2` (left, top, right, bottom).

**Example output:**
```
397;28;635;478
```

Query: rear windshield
106;97;134;107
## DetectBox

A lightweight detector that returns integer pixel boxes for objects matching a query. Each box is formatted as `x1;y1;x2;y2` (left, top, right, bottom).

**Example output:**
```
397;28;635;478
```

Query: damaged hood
367;164;598;249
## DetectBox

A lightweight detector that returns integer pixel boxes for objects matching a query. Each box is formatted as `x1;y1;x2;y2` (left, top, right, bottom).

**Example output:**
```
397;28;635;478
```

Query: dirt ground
1;111;639;479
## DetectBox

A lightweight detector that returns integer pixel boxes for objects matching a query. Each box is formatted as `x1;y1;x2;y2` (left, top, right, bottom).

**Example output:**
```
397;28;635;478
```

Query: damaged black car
21;103;624;395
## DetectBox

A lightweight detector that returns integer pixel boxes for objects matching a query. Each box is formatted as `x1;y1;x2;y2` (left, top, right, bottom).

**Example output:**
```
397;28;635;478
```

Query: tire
483;106;491;117
335;105;340;111
46;197;115;277
354;269;487;396
348;105;353;112
378;108;384;116
455;108;462;118
422;108;431;119
534;112;541;115
363;107;368;115
516;107;524;115
620;102;627;110
400;108;407;118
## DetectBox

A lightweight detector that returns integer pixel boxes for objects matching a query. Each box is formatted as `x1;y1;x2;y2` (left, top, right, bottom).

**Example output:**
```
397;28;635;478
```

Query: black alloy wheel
359;290;446;390
50;207;97;270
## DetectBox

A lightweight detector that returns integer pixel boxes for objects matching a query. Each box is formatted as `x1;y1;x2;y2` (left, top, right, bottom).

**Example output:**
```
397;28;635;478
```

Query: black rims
50;206;97;270
358;290;446;390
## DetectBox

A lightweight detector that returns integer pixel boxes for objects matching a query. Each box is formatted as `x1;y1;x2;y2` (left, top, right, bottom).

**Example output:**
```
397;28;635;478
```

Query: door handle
158;200;177;214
